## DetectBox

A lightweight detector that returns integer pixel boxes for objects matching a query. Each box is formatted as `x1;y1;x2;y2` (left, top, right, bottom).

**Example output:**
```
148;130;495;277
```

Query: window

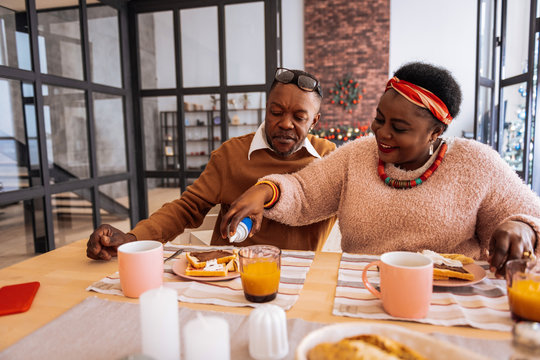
0;0;134;267
131;0;279;214
475;0;539;192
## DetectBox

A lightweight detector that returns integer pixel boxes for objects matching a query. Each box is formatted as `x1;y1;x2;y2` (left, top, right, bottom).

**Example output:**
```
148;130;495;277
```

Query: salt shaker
511;322;540;359
228;217;253;243
248;304;289;360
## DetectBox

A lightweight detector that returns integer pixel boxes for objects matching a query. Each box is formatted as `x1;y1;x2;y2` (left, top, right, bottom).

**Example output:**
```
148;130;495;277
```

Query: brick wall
304;0;390;129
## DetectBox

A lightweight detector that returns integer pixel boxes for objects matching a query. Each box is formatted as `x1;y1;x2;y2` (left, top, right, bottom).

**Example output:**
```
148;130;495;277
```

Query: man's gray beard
266;134;301;157
273;143;300;157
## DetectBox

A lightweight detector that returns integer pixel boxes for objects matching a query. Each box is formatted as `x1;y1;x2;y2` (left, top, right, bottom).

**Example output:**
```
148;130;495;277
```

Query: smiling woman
222;61;540;277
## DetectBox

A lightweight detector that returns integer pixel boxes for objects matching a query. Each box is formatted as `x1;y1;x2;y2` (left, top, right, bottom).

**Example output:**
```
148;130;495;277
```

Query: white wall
280;0;478;137
389;0;477;138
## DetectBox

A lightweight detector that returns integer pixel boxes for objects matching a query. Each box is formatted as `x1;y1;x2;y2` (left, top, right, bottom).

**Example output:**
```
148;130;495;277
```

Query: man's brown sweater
129;133;336;251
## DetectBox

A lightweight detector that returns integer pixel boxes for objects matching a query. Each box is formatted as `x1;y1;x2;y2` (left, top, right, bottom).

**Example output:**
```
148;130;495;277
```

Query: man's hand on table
86;224;136;260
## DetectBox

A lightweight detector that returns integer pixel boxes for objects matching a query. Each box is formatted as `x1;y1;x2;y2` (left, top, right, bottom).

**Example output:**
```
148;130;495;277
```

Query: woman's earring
429;141;434;156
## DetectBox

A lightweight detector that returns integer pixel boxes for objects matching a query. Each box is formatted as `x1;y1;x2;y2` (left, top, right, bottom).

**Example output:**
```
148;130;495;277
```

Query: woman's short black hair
394;62;462;131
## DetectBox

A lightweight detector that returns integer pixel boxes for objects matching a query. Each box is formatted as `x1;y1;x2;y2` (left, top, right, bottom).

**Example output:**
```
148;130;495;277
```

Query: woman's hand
488;220;537;276
220;184;274;239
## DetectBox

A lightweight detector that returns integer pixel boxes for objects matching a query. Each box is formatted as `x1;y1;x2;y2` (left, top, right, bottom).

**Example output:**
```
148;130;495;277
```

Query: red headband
385;76;453;125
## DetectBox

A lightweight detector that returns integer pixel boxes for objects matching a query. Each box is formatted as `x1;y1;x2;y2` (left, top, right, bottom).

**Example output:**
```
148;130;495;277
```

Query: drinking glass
239;245;281;303
506;258;540;322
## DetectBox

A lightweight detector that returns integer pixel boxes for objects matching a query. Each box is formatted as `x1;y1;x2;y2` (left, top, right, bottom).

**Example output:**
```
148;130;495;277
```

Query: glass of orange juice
506;258;540;322
239;245;281;303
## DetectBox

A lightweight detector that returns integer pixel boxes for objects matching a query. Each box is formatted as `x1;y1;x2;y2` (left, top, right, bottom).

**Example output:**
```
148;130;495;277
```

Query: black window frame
128;0;280;220
474;0;540;193
0;0;138;252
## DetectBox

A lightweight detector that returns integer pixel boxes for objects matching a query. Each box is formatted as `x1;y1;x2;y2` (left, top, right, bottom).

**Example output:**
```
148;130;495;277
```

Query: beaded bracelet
255;180;280;209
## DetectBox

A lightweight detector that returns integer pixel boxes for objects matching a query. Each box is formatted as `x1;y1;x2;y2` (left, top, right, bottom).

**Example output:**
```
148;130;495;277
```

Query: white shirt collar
247;122;322;160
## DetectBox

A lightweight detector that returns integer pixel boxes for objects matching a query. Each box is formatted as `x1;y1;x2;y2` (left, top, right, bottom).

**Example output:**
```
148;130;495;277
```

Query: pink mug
118;240;164;298
362;251;433;319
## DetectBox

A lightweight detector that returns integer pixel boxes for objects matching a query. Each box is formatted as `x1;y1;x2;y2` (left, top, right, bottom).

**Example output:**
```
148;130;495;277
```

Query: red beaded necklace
377;141;448;189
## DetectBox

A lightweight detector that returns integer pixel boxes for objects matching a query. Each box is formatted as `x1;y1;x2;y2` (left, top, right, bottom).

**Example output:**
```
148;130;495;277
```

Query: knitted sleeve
261;140;356;226
473;141;540;255
129;150;224;243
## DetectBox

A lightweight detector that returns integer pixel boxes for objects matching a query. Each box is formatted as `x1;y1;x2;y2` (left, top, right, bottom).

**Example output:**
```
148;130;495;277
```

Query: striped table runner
87;244;314;310
333;253;514;332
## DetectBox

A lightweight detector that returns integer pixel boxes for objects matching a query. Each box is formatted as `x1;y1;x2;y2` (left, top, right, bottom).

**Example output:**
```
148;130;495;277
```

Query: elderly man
87;68;336;260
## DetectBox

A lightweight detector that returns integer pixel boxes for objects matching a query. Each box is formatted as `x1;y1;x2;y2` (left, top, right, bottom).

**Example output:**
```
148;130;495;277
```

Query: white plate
295;322;489;360
171;255;240;282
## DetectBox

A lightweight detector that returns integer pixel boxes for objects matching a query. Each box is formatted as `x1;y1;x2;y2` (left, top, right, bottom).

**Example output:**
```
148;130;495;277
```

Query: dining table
0;239;514;359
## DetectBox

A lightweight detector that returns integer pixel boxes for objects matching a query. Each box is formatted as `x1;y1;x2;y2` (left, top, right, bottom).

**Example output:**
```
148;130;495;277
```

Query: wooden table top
0;239;510;351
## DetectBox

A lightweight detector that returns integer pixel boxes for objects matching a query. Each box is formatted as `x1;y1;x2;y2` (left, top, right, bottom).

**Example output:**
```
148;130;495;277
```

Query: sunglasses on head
274;68;322;97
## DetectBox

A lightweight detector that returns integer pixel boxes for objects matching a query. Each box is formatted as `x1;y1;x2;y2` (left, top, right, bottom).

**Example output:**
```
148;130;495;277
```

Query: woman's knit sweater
263;136;540;258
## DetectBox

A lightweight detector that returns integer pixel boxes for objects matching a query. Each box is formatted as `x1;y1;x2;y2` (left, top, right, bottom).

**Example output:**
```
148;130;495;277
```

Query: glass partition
180;6;219;88
475;86;492;144
478;0;495;79
37;4;84;80
42;84;89;183
0;197;46;268
0;78;39;192
0;0;133;261
502;0;530;78
500;82;527;171
93;92;126;176
138;11;175;89
225;2;265;85
135;2;278;197
142;96;176;172
52;190;95;248
0;1;32;70
99;180;130;232
87;4;122;87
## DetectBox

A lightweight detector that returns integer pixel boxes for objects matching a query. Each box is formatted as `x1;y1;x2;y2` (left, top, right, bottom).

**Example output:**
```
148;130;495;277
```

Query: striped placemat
87;244;314;310
332;253;514;332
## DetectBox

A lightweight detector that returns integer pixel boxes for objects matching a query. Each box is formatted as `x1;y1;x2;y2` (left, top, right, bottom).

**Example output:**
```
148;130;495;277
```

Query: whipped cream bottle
228;217;253;243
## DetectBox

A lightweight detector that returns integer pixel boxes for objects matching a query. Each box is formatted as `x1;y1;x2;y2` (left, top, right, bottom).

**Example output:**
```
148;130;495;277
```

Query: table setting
1;239;539;359
87;243;315;310
333;252;514;331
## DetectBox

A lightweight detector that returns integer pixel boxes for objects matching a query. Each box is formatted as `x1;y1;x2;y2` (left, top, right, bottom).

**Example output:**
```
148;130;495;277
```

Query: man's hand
220;184;274;240
489;220;537;277
86;224;136;261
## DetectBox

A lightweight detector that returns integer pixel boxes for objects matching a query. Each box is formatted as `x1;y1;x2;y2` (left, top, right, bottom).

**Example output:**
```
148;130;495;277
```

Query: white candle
183;314;230;360
140;286;180;360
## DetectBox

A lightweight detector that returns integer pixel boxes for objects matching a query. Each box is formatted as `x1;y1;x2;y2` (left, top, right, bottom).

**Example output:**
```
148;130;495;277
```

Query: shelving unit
159;108;264;187
184;110;216;174
159;111;180;187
